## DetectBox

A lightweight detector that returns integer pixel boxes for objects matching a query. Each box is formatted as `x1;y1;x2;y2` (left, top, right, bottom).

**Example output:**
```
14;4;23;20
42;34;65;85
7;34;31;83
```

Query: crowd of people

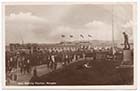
6;46;96;73
6;45;124;84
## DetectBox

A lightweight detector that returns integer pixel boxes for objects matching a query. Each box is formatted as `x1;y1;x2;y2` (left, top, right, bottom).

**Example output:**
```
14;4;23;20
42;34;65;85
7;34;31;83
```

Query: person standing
123;32;130;49
26;58;31;74
51;54;55;70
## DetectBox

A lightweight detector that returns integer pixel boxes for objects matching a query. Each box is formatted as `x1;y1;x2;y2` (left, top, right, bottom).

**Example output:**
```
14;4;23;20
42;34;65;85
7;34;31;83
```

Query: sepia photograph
3;2;136;89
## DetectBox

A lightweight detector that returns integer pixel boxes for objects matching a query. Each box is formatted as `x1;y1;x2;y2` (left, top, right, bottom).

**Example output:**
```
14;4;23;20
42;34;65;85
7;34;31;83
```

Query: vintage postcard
2;2;136;90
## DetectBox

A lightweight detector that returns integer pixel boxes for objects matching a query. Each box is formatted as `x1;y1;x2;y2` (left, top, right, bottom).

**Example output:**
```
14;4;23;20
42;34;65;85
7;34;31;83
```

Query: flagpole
88;35;92;41
70;35;73;42
61;35;65;43
112;4;115;56
18;29;24;45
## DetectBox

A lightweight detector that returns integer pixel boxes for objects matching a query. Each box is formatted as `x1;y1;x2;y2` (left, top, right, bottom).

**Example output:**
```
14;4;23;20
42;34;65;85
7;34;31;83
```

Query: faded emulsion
4;3;134;86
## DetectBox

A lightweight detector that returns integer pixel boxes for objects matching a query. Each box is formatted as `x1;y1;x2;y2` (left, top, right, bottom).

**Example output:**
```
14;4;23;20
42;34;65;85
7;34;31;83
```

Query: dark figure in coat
123;32;130;50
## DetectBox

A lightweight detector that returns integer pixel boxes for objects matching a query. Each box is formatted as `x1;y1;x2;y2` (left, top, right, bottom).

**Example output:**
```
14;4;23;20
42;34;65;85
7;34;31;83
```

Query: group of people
6;46;100;75
6;52;32;75
6;45;124;84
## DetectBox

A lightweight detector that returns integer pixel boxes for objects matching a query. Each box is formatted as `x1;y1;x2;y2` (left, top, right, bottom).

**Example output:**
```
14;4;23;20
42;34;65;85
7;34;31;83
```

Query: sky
5;4;135;45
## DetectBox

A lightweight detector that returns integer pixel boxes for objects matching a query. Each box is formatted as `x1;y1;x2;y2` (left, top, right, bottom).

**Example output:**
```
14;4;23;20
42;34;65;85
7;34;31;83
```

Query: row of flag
61;34;92;38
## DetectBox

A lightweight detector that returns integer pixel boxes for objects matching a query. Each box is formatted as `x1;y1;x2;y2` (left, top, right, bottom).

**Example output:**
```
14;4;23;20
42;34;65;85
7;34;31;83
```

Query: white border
1;2;137;90
2;2;6;90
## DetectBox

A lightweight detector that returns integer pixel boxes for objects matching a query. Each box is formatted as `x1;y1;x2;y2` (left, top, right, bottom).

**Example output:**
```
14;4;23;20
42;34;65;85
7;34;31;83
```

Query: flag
61;35;65;38
88;34;92;37
70;35;73;38
80;34;84;38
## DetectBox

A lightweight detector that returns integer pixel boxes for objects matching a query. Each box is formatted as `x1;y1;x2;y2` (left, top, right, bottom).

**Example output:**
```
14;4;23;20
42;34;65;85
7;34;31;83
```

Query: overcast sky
5;4;134;44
